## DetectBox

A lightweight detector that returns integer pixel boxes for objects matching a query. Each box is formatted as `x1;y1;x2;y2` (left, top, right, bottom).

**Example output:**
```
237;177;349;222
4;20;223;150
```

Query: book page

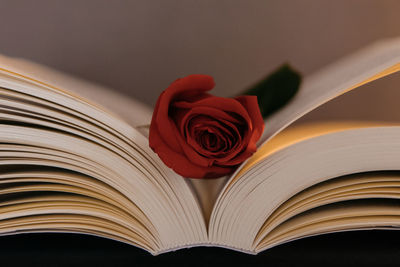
259;37;400;144
291;71;400;125
187;177;229;225
210;123;400;249
220;37;400;205
254;171;400;248
237;121;399;178
257;199;400;252
236;69;400;179
0;55;152;127
0;55;209;252
239;65;400;173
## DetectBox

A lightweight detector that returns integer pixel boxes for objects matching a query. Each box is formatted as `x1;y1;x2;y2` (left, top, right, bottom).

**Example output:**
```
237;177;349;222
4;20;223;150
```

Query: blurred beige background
1;0;400;106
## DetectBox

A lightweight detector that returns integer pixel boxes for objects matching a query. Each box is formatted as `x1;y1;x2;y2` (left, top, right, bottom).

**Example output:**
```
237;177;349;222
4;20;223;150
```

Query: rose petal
184;113;244;159
187;115;237;145
173;98;257;165
173;95;252;126
176;106;243;135
149;122;233;178
154;75;215;154
235;95;264;142
212;95;264;166
188;124;229;157
189;118;242;156
169;106;245;167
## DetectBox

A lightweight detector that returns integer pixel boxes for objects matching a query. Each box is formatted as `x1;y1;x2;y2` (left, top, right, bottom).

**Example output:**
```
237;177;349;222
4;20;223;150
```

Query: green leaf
243;64;302;119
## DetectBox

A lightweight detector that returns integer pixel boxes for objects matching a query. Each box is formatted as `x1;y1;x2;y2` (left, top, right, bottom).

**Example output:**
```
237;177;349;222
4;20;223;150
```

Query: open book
1;38;400;255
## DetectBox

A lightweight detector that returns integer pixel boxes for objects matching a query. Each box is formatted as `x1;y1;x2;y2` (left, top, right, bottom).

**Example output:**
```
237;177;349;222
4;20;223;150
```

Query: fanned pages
1;37;400;255
259;38;400;143
0;60;207;254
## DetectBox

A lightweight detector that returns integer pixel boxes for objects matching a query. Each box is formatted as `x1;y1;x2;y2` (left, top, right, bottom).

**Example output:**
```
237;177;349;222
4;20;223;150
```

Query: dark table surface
1;230;399;266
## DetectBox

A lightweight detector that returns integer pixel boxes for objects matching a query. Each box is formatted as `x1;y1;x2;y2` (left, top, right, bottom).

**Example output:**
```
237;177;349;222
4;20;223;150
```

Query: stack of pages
1;38;400;255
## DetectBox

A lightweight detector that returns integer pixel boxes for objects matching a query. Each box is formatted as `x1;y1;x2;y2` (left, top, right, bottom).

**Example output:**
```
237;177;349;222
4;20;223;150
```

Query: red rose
149;74;264;178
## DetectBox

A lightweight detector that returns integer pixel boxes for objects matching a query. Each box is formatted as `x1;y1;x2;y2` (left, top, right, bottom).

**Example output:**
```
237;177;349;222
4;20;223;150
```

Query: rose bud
149;74;264;179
